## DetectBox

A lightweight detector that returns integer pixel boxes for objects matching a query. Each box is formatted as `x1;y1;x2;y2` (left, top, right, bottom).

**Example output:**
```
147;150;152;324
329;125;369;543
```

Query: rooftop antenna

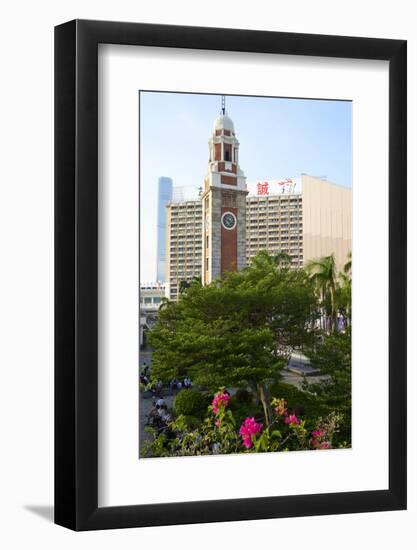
221;95;226;115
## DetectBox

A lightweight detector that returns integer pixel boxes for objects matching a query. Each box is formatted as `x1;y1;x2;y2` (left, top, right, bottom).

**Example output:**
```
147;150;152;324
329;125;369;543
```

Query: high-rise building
246;189;304;268
165;175;351;301
165;200;202;302
300;174;352;266
156;177;173;282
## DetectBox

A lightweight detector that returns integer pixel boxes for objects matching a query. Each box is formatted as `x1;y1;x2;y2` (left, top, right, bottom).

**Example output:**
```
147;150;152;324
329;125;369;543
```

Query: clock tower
201;97;248;285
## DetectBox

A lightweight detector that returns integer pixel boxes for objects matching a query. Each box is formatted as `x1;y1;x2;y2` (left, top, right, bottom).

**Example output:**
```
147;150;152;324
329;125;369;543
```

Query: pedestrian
146;404;158;427
170;378;178;394
156;397;165;408
159;405;172;425
155;380;163;397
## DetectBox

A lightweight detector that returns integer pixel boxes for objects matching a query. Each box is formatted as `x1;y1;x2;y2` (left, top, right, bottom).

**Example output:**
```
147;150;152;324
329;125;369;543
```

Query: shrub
270;381;303;401
173;389;206;419
182;415;202;430
235;388;253;404
269;381;315;410
269;381;350;439
269;382;320;427
142;387;348;457
229;396;262;425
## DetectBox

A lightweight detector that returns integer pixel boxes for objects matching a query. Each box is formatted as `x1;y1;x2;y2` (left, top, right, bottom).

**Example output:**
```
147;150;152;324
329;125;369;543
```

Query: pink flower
311;429;331;450
284;414;300;426
239;417;262;449
215;419;221;427
242;436;253;449
212;392;230;414
273;398;287;416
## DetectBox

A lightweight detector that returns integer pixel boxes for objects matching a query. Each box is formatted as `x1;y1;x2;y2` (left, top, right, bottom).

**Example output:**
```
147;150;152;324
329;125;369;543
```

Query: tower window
224;143;232;161
214;143;221;160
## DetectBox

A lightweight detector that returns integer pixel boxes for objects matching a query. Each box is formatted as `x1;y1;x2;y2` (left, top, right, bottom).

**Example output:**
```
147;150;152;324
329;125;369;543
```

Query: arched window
224;143;232;162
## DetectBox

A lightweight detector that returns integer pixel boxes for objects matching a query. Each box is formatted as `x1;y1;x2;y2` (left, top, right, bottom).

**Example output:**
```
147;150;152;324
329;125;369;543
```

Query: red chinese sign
257;182;269;195
247;177;300;196
277;178;293;186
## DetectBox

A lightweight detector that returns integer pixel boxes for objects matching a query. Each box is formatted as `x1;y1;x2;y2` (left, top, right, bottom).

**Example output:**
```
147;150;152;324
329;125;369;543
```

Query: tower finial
221;95;226;115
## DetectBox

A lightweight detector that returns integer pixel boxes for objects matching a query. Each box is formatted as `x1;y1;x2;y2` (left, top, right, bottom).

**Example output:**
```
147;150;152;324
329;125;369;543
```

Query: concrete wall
301;175;352;273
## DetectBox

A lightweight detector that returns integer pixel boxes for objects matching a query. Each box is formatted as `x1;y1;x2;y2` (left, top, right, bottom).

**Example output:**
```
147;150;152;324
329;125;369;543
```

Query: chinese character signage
247;177;302;197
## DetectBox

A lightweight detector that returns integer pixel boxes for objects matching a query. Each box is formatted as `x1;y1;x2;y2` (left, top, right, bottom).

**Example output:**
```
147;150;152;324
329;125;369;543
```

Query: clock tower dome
201;97;248;285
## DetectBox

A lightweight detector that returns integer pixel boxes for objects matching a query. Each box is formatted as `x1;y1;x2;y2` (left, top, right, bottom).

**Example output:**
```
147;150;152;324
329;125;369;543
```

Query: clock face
221;211;237;230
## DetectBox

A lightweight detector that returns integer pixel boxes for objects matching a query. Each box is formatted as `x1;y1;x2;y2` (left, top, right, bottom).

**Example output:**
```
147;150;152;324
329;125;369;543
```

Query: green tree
343;251;352;275
337;271;351;325
340;251;352;325
179;276;202;294
149;251;318;426
306;328;351;386
303;327;351;443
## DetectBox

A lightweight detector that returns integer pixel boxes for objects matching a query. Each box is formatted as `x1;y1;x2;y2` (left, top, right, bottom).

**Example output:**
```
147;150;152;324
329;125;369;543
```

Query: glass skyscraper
156;177;173;282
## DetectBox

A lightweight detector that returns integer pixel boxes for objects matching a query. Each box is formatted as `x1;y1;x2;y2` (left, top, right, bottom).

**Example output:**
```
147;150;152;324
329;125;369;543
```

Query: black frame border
55;19;407;531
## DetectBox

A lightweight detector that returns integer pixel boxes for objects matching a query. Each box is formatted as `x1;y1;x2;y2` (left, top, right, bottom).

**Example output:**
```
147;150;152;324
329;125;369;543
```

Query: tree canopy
149;252;319;424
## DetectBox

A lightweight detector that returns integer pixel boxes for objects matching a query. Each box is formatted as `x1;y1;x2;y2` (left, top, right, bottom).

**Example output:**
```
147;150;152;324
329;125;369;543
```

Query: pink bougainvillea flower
284;414;300;426
239;417;262;449
311;429;331;450
212;392;230;414
241;436;252;449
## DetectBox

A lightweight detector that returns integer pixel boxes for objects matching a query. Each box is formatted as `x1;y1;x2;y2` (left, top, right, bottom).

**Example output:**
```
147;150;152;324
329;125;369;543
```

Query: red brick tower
201;97;248;285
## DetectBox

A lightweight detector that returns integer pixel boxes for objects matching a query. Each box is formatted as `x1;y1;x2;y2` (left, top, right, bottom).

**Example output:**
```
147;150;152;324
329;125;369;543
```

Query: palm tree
338;271;351;326
273;251;292;267
343;251;352;275
305;254;338;332
338;252;352;326
250;250;291;272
